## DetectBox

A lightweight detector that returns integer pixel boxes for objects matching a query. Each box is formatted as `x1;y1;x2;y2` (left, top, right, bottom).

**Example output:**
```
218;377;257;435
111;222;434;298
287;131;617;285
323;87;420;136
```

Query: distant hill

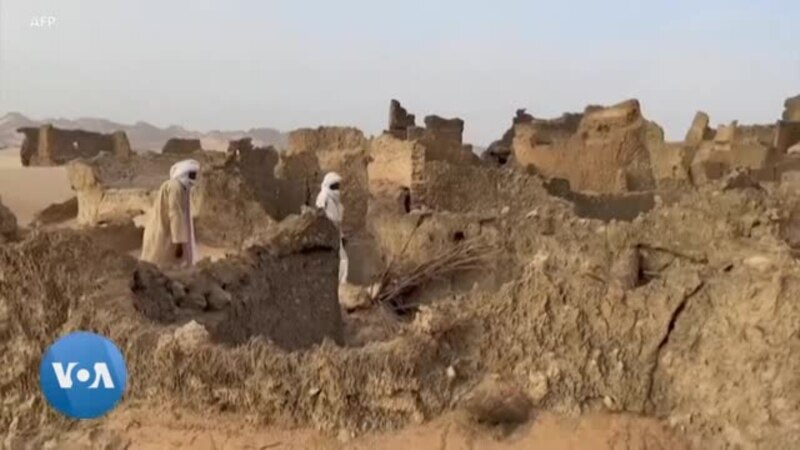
0;112;288;152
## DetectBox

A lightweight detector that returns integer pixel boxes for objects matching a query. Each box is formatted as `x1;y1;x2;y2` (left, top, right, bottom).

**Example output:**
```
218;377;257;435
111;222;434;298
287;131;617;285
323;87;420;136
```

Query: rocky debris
162;137;202;155
17;124;132;166
173;320;210;350
387;99;417;139
156;320;211;354
130;262;179;323
463;376;534;426
0;198;18;243
721;168;762;191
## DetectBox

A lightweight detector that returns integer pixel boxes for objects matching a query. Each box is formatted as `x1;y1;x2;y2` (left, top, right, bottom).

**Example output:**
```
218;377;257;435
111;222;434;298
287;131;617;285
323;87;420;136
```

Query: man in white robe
140;159;199;269
316;172;348;283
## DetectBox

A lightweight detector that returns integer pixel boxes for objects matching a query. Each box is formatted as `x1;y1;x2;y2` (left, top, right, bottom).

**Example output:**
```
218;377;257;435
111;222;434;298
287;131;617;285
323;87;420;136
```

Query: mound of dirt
3;158;800;450
0;197;17;243
31;196;78;226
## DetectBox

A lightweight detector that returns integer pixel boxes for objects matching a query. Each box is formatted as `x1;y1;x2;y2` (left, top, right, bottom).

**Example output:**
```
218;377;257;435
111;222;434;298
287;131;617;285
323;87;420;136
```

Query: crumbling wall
17;124;132;166
688;119;780;185
66;151;236;230
684;112;714;147
782;94;800;121
649;143;694;189
512;99;656;193
418;115;479;166
368;210;501;272
543;178;655;222
132;211;343;349
420;161;547;214
387;99;417;139
162;138;202;155
483;109;535;165
381;100;479;167
226;138;281;219
776;96;800;154
281;127;369;233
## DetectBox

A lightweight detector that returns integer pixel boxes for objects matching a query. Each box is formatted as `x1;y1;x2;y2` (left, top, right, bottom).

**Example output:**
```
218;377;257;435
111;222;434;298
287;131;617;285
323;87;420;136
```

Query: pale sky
1;0;798;144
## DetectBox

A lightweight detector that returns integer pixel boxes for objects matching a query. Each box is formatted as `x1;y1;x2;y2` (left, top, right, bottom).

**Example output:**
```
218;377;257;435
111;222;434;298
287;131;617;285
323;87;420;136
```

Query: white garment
316;172;348;283
169;159;199;265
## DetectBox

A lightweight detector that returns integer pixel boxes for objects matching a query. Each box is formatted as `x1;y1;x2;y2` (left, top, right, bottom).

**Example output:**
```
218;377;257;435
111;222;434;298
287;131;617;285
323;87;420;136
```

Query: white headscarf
316;172;342;226
168;159;199;265
170;159;200;188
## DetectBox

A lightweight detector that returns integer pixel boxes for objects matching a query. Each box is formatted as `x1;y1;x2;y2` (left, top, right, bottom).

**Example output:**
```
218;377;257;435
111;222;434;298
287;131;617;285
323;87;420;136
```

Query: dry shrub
372;238;497;312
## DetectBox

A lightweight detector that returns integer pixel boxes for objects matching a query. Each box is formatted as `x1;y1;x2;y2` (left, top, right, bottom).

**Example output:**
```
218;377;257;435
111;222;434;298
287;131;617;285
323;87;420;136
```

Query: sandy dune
0;148;73;225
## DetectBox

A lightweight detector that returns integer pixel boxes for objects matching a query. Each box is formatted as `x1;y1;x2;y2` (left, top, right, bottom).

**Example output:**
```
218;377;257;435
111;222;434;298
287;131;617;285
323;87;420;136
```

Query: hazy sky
1;0;798;144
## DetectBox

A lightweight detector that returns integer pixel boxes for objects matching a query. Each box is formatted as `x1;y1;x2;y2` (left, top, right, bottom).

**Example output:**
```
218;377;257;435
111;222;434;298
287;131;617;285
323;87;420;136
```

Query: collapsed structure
17;124;132;166
4;95;800;449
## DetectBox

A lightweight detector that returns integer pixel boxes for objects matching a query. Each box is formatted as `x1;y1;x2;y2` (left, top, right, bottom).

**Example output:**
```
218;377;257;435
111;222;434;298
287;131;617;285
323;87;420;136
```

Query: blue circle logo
39;332;127;419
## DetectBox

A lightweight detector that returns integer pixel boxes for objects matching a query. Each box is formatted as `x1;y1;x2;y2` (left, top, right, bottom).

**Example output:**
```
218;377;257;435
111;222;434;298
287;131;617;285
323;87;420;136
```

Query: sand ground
46;405;688;450
0;148;74;225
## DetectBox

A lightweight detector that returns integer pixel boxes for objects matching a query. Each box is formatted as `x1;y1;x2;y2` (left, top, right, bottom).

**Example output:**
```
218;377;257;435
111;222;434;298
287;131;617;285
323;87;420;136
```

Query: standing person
316;172;348;283
140;159;200;269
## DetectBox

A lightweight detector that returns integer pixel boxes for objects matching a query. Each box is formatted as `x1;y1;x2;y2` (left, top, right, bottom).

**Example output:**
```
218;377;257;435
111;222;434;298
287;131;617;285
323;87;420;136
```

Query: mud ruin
4;95;800;449
17;124;132;166
162;137;203;155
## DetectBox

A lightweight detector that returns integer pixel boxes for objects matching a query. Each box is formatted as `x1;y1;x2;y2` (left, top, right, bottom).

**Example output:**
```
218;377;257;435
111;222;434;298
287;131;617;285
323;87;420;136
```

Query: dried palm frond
372;237;497;310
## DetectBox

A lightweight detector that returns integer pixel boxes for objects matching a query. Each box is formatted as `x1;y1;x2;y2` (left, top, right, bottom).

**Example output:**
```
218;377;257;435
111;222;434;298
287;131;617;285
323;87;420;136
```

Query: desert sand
0;148;73;225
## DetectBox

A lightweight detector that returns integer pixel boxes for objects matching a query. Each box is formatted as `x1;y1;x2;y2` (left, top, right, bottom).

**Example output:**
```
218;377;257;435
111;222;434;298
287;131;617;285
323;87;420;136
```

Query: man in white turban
316;172;348;283
140;159;199;269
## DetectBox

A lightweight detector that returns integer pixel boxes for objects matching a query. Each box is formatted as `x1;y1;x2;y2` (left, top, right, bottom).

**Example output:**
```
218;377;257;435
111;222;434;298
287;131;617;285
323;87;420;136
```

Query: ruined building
162;137;203;155
511;99;660;194
17;124;132;166
369;100;480;211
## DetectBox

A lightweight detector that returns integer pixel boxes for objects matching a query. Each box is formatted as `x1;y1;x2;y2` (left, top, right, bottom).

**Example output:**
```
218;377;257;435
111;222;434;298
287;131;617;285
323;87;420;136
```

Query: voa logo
52;362;115;389
39;332;127;419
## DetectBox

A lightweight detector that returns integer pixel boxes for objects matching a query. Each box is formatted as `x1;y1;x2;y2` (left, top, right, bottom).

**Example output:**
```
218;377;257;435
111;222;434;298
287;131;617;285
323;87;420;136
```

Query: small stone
446;366;457;380
308;387;321;397
603;395;617;411
500;206;510;215
531;251;550;271
743;255;774;273
168;280;186;298
526;209;539;219
181;289;207;311
173;320;210;352
337;429;353;443
527;372;548;403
